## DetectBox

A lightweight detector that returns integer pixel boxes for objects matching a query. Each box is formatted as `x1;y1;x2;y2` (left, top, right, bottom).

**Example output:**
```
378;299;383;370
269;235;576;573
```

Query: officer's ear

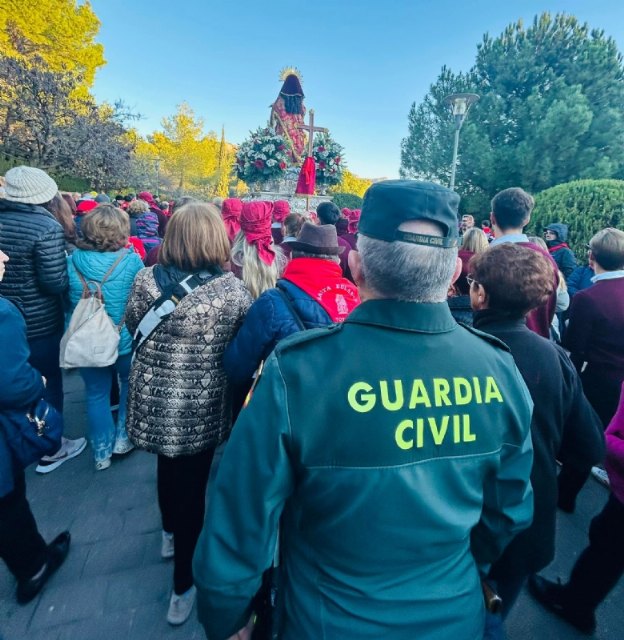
450;256;462;286
349;249;364;287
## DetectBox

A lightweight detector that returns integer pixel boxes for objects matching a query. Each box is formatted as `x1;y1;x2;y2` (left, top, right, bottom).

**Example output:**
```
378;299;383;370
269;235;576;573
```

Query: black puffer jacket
0;199;68;339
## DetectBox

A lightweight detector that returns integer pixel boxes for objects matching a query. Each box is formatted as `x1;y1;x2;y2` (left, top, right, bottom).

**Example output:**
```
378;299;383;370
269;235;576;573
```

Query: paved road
0;371;621;639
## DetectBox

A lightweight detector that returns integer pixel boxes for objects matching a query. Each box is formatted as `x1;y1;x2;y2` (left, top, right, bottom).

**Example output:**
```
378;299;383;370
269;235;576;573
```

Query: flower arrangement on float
313;132;344;187
235;127;289;188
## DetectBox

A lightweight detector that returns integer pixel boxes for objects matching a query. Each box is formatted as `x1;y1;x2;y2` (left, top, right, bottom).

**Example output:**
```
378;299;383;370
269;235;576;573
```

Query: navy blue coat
224;280;332;386
0;298;46;497
567;265;594;297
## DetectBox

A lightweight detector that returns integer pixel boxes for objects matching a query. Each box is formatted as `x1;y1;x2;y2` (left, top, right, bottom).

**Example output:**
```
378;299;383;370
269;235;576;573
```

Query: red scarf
222;198;243;243
283;258;360;322
240;201;275;265
548;242;570;253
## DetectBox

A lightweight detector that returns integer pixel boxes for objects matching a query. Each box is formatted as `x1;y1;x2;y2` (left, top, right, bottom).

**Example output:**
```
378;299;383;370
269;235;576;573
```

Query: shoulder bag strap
132;268;223;354
100;249;129;287
275;282;306;331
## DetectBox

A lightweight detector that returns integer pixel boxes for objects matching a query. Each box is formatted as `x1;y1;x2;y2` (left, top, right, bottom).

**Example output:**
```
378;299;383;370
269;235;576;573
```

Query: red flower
278;145;285;151
319;161;327;169
254;159;265;169
318;146;325;152
279;161;286;170
335;157;341;164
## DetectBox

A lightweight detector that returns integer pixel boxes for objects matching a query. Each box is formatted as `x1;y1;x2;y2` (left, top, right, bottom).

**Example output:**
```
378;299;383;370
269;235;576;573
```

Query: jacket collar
345;299;457;334
0;199;54;219
473;308;527;332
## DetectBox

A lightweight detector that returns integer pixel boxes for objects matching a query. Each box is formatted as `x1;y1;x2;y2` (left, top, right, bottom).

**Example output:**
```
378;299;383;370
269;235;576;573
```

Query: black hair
282;94;303;115
316;202;341;226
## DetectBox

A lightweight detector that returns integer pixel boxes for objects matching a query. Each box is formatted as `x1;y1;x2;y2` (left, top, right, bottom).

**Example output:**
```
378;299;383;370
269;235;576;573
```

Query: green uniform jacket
193;300;534;640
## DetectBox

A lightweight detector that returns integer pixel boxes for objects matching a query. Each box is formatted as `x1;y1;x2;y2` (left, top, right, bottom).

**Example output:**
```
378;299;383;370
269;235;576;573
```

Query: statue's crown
279;67;303;82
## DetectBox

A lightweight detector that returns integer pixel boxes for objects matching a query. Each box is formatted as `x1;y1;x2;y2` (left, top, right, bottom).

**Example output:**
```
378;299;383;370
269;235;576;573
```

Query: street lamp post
443;93;480;191
154;157;161;196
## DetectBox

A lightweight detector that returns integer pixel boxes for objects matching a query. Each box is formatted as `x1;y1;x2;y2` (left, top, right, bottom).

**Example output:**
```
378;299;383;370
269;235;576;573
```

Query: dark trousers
27;331;64;413
157;448;215;595
0;469;48;582
581;370;621;429
565;494;624;614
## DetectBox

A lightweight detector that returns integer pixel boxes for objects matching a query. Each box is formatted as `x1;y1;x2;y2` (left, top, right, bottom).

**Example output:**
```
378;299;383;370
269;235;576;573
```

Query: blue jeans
79;354;132;463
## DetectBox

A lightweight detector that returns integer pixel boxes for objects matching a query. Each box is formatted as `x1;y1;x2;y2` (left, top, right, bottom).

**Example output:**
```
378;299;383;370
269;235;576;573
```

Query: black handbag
1;399;63;468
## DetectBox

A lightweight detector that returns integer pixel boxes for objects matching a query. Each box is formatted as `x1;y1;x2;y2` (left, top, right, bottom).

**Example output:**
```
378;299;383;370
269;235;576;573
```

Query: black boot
16;531;71;604
528;574;596;635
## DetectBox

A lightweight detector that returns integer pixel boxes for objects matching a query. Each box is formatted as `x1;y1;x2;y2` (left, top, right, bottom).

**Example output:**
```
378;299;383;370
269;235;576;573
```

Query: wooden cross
298;109;328;157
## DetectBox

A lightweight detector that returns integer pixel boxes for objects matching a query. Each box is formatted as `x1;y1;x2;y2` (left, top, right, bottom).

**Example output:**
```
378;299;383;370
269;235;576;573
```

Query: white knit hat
3;166;58;204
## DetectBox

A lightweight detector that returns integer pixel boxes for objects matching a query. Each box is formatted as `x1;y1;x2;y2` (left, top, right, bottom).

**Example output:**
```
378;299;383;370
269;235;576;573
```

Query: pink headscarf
348;209;361;234
341;207;351;218
272;200;290;223
240;201;275;265
222;198;243;243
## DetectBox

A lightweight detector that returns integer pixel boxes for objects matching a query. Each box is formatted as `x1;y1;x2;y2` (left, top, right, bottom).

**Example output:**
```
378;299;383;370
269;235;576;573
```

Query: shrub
530;179;624;261
332;192;363;210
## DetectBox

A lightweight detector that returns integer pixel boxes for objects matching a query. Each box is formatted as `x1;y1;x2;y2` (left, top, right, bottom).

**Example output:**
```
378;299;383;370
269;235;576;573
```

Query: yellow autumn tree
333;169;372;198
0;0;105;88
147;103;222;194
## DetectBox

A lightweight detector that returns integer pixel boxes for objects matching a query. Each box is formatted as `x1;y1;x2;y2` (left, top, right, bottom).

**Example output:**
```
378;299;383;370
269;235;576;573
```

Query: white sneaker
591;466;610;487
166;585;196;625
112;440;135;455
95;458;112;471
36;437;87;474
161;531;174;559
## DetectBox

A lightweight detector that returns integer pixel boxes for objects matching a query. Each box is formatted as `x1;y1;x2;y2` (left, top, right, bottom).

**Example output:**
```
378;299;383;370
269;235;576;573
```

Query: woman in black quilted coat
0;167;86;474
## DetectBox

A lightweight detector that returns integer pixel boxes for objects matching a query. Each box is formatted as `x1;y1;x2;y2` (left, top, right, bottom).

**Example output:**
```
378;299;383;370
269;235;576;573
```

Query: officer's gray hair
357;225;458;302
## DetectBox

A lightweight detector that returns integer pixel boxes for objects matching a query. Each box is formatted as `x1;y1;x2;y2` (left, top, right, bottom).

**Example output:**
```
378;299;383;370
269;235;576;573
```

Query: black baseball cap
359;180;460;248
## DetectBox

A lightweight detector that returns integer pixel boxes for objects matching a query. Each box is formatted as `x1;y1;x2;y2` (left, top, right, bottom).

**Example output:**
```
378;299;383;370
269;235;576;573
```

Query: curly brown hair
469;243;555;316
77;204;130;252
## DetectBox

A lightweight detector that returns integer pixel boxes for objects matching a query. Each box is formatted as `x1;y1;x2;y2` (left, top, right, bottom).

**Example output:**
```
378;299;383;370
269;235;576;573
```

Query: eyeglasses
466;276;478;288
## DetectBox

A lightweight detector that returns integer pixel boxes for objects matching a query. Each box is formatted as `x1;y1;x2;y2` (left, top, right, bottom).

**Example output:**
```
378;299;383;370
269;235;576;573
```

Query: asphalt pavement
0;371;621;639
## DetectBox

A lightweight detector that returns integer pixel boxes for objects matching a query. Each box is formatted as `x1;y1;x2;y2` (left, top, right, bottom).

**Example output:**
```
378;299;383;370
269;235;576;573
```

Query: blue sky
91;0;624;179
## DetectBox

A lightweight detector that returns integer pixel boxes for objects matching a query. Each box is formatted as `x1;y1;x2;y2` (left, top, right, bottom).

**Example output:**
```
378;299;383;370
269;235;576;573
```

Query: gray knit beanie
3;166;58;205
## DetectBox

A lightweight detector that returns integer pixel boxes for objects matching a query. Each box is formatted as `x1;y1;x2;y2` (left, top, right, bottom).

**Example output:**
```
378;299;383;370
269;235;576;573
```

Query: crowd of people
0;165;622;639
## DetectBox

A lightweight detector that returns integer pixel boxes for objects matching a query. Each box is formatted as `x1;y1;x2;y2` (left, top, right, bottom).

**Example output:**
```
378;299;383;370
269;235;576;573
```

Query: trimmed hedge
331;192;363;210
530;179;624;261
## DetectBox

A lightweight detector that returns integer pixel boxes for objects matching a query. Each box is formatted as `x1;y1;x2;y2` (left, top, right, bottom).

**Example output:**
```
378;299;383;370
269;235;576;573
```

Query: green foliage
530;179;624;260
332;192;363;210
53;175;90;193
401;13;624;214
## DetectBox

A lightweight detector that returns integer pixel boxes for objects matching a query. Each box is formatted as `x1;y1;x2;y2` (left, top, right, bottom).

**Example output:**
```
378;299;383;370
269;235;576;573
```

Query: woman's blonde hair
160;202;230;271
231;231;286;299
461;228;489;253
78;204;129;252
127;199;149;216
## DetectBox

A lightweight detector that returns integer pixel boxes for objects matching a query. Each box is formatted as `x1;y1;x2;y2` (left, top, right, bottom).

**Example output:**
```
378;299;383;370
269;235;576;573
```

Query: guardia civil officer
193;181;534;640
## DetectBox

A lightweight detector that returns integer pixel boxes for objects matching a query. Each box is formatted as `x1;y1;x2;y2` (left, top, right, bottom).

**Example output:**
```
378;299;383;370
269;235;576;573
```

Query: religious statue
270;68;306;164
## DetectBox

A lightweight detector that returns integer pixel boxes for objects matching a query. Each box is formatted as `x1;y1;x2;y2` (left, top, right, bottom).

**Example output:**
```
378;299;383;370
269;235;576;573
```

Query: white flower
266;159;277;167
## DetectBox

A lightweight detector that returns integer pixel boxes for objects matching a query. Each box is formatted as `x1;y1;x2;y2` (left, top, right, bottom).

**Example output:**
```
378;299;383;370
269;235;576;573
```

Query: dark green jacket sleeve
193;352;295;640
471;365;534;574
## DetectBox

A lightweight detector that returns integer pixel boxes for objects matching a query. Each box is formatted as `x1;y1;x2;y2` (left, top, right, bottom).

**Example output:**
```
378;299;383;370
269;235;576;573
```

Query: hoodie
545;223;577;279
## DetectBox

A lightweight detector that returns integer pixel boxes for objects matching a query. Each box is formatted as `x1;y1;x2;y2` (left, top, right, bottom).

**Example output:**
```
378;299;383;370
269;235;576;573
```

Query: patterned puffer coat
125;266;252;457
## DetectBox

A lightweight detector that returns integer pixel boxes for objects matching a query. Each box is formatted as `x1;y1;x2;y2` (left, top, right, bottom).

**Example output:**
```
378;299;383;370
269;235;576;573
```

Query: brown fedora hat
287;222;344;255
